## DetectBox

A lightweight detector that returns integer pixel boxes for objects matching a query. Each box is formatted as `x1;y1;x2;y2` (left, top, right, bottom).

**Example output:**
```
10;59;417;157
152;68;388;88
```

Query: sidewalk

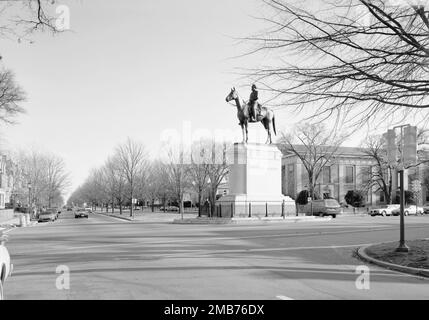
94;210;198;223
0;214;21;233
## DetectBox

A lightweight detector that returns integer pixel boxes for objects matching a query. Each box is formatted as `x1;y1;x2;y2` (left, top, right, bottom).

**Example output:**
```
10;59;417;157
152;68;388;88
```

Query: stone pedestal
215;143;295;218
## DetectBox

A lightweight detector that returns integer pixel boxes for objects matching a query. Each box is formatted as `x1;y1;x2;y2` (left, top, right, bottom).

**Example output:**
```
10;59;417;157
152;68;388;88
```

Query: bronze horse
225;87;276;144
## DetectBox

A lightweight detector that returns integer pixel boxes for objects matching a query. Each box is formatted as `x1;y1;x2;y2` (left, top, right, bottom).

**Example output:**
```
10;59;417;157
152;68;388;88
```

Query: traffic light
384;129;397;166
403;126;417;166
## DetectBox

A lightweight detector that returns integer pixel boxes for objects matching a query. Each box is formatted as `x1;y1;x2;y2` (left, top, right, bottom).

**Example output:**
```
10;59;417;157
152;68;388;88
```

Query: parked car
391;205;424;216
66;207;72;211
85;208;92;213
48;208;61;219
0;232;13;300
302;199;341;218
75;208;89;219
369;204;400;216
38;209;57;222
160;206;180;212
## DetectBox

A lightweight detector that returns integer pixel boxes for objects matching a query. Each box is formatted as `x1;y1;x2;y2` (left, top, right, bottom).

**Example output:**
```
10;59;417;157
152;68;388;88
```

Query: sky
0;0;403;199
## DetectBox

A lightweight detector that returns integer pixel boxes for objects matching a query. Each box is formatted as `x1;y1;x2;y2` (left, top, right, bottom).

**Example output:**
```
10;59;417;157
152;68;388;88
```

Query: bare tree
246;0;429;129
187;140;211;217
278;123;345;200
115;138;148;217
0;70;26;125
103;156;124;214
15;150;69;208
361;135;393;204
45;154;70;207
206;141;229;217
0;0;63;41
0;1;66;125
163;143;189;218
361;128;429;204
145;160;172;212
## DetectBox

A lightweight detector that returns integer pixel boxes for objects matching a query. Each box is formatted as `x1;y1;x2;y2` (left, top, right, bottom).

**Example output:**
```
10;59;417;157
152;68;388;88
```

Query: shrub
344;190;365;207
296;190;309;205
296;190;321;205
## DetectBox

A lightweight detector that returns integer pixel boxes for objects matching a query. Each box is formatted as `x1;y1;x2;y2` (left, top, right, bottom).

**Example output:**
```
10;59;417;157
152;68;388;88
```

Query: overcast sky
0;0;399;199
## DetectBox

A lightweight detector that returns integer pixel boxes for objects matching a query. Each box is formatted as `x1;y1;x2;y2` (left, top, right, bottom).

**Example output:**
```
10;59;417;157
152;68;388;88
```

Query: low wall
0;209;15;222
215;201;297;218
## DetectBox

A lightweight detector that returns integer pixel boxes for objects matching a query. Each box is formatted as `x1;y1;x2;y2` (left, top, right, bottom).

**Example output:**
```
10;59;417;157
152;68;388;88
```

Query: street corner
357;240;429;278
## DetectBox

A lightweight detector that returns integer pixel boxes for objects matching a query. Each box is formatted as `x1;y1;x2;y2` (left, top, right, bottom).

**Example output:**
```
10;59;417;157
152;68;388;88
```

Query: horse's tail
272;115;277;136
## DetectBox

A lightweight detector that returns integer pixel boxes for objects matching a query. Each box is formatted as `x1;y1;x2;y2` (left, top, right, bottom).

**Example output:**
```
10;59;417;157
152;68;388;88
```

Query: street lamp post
27;182;32;215
387;124;417;253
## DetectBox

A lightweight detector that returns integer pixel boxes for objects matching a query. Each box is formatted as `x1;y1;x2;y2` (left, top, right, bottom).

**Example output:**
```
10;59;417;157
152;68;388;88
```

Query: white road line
94;212;131;222
276;295;294;300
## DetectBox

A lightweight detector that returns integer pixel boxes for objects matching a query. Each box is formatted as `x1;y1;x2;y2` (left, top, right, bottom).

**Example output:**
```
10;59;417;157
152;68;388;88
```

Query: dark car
75;208;89;219
160;206;179;212
301;199;341;218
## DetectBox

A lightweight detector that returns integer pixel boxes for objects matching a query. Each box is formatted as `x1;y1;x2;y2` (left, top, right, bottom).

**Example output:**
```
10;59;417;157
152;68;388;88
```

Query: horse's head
225;87;238;103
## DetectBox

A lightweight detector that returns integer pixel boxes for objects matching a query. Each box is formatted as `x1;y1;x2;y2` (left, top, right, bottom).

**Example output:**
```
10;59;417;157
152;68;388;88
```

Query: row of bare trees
68;138;229;217
11;150;70;208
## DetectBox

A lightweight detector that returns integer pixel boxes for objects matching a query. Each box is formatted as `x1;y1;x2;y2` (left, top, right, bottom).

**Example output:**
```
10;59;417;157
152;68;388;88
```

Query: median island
365;240;429;270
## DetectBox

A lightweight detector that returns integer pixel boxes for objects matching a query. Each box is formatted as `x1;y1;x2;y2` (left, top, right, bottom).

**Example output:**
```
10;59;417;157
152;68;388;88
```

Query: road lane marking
276;295;294;300
93;213;131;222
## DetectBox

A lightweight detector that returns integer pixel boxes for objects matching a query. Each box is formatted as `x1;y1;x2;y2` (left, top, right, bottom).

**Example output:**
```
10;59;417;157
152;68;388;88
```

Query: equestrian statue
225;84;276;144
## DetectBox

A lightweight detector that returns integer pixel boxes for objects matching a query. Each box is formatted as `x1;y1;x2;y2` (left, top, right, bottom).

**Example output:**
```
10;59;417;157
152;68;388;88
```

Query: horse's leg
245;122;248;144
241;124;246;144
262;118;270;144
267;119;272;144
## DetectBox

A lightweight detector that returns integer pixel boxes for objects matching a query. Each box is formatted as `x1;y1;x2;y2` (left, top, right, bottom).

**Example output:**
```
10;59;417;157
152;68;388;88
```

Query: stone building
281;146;382;206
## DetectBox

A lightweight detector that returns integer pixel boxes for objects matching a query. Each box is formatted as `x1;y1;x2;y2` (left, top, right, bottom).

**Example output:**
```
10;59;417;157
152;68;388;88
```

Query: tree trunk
119;201;123;215
130;192;134;217
151;199;154;212
198;192;202;217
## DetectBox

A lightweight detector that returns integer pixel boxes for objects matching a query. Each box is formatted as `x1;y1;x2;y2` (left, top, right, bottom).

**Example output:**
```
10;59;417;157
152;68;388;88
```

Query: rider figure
249;84;259;122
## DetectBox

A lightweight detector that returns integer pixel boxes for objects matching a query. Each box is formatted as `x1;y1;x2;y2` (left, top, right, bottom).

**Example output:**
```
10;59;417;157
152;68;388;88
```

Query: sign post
385;125;417;253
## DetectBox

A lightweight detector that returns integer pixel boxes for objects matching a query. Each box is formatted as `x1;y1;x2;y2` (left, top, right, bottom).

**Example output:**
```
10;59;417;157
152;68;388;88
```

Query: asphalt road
3;211;429;299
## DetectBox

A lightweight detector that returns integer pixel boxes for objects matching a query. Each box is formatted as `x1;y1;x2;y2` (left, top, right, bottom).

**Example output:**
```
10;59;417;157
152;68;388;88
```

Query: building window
331;164;339;183
345;166;354;184
322;166;331;184
287;164;295;197
361;166;371;185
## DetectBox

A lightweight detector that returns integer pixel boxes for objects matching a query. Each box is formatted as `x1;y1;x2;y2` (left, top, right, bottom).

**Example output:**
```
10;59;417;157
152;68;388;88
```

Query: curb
357;244;429;278
173;216;332;225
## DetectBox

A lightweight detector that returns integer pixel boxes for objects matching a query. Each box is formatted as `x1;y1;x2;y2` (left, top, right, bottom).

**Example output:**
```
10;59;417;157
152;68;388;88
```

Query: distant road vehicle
66;207;72;211
38;210;57;222
302;199;341;218
0;232;13;300
391;206;424;216
75;208;89;219
160;206;179;212
85;208;93;213
48;208;61;219
369;204;400;217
